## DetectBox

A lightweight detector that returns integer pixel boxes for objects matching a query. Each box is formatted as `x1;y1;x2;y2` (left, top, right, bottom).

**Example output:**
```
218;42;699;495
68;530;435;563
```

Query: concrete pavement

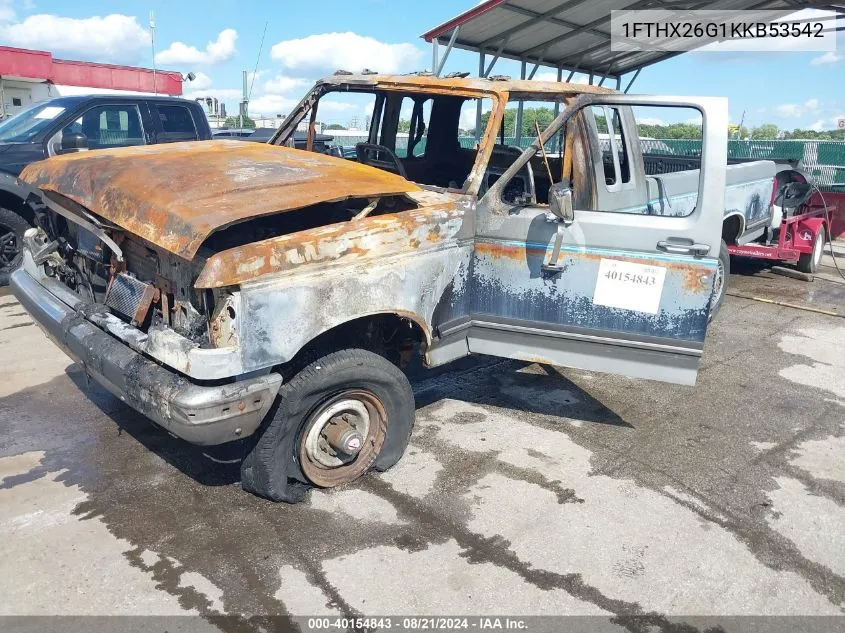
0;262;843;631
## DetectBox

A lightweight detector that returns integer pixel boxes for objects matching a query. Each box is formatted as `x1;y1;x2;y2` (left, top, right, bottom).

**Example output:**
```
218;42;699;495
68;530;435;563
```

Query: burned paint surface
313;73;616;100
454;239;713;342
233;197;473;371
196;192;466;289
239;247;473;371
19;141;420;260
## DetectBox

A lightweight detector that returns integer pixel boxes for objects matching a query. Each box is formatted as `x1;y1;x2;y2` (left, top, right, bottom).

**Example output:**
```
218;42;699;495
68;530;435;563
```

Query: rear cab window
154;104;199;142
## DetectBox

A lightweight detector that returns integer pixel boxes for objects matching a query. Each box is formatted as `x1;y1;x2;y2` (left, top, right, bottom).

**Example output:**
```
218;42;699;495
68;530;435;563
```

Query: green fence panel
330;134;845;191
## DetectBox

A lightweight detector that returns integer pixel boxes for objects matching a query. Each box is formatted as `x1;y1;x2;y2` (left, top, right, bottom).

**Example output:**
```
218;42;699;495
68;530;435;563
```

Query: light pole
150;11;157;95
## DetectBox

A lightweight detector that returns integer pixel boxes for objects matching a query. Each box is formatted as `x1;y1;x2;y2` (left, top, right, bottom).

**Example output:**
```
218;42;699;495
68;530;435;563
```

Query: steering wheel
484;145;536;204
355;143;408;179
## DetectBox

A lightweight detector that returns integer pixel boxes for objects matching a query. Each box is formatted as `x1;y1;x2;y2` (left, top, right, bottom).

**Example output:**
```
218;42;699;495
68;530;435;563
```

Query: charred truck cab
12;74;732;502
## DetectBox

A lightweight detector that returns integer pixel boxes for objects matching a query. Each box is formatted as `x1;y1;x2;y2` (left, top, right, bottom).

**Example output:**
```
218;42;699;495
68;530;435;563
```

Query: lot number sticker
593;258;666;314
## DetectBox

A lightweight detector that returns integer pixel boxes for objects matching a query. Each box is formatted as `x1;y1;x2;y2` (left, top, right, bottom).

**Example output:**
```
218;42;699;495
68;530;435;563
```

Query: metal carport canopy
421;0;834;85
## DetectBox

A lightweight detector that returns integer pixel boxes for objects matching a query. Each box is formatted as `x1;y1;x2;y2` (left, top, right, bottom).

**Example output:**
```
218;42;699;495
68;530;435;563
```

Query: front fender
793;217;826;252
0;171;43;222
236;245;473;373
0;170;41;200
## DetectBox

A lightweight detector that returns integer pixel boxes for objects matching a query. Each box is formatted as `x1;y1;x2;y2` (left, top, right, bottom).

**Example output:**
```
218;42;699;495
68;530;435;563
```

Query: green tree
398;119;411;133
479;106;556;138
224;115;255;129
750;123;779;140
325;123;347;130
782;128;842;140
636;122;702;139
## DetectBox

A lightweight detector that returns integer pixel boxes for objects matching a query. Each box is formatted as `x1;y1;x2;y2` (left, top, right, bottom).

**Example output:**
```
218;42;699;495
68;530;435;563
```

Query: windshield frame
271;81;506;196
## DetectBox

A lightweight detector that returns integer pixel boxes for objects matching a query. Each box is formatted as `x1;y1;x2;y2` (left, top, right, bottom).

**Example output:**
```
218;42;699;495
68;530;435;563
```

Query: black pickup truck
0;94;212;283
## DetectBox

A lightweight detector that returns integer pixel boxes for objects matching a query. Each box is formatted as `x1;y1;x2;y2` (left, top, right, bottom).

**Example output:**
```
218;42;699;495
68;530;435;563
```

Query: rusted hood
20;140;421;260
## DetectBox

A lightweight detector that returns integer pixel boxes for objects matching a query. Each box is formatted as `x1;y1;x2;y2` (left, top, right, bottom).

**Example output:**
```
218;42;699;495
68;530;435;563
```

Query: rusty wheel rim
299;390;387;488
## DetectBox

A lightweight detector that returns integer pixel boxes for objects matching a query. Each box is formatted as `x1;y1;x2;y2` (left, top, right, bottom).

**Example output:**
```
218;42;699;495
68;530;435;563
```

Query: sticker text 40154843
592;258;667;315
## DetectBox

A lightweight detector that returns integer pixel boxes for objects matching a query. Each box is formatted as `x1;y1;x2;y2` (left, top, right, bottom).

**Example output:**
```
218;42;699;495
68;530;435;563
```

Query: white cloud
0;0;15;21
0;13;149;64
156;28;237;66
809;119;826;132
271;32;423;75
774;99;820;118
638;117;665;126
247;69;267;86
776;104;801;117
263;75;309;94
810;51;843;65
248;94;300;116
533;70;589;84
460;105;490;131
188;71;213;91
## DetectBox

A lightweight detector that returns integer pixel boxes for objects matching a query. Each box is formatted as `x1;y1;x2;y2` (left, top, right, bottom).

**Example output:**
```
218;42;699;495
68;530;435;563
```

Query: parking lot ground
0;260;844;631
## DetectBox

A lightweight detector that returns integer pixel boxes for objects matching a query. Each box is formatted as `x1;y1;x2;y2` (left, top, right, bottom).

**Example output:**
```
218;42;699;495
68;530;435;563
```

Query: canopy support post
624;68;641;93
515;59;526;144
435;26;460;76
476;50;485;142
484;38;507;76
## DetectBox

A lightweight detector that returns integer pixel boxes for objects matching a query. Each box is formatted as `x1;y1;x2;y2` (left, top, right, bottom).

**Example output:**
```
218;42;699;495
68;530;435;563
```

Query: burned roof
315;73;617;98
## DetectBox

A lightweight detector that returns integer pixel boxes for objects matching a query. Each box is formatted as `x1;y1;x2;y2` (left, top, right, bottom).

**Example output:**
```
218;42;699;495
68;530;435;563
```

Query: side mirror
548;183;574;225
61;132;88;152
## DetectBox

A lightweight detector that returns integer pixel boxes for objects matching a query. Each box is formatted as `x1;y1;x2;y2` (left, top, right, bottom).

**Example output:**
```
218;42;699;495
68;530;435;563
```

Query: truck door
463;94;727;386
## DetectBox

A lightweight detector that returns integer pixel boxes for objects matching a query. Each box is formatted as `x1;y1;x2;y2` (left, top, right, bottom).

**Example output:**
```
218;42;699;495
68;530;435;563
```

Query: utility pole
150;11;157;95
240;70;248;128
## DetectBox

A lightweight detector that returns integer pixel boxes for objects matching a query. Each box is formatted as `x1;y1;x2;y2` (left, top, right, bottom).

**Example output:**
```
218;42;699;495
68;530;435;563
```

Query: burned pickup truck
13;74;739;502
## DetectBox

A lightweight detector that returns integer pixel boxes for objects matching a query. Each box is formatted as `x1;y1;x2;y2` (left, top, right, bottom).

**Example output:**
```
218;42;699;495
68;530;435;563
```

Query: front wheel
709;239;730;321
797;229;825;274
240;349;415;503
0;208;30;286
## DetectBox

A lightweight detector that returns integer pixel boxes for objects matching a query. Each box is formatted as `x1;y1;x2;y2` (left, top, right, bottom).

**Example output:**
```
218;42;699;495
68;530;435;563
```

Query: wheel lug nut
322;416;364;457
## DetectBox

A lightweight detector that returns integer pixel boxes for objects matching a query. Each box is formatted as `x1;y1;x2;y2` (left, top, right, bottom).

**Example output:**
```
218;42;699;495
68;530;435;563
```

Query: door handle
656;240;710;257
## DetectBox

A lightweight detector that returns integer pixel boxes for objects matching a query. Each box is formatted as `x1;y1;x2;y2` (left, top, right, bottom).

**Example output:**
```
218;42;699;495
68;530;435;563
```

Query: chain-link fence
329;135;845;191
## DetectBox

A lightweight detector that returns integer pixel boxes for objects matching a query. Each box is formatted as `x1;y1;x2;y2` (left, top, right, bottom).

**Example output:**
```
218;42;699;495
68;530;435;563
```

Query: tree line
474;108;843;140
320;107;844;141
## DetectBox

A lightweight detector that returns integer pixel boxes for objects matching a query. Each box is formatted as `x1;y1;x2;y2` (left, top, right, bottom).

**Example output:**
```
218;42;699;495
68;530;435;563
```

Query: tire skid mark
362;477;706;633
650;471;845;608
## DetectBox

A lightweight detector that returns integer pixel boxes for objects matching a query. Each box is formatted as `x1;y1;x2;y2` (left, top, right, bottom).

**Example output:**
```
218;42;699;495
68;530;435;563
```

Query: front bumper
10;268;282;445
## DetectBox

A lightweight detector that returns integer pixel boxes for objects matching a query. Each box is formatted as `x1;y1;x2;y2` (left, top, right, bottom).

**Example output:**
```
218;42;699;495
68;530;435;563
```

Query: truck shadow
60;355;632;489
729;255;772;277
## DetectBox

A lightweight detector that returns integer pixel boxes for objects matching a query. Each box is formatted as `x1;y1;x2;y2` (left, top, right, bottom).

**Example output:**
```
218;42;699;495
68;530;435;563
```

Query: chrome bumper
10;269;282;445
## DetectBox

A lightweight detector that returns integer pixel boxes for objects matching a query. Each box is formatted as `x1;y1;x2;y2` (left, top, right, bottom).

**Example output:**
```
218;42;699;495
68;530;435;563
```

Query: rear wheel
0;208;29;286
709;239;730;320
240;348;415;502
797;229;825;274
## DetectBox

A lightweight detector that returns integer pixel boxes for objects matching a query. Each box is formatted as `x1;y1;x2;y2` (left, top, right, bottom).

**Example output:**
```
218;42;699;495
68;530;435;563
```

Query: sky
0;0;842;132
